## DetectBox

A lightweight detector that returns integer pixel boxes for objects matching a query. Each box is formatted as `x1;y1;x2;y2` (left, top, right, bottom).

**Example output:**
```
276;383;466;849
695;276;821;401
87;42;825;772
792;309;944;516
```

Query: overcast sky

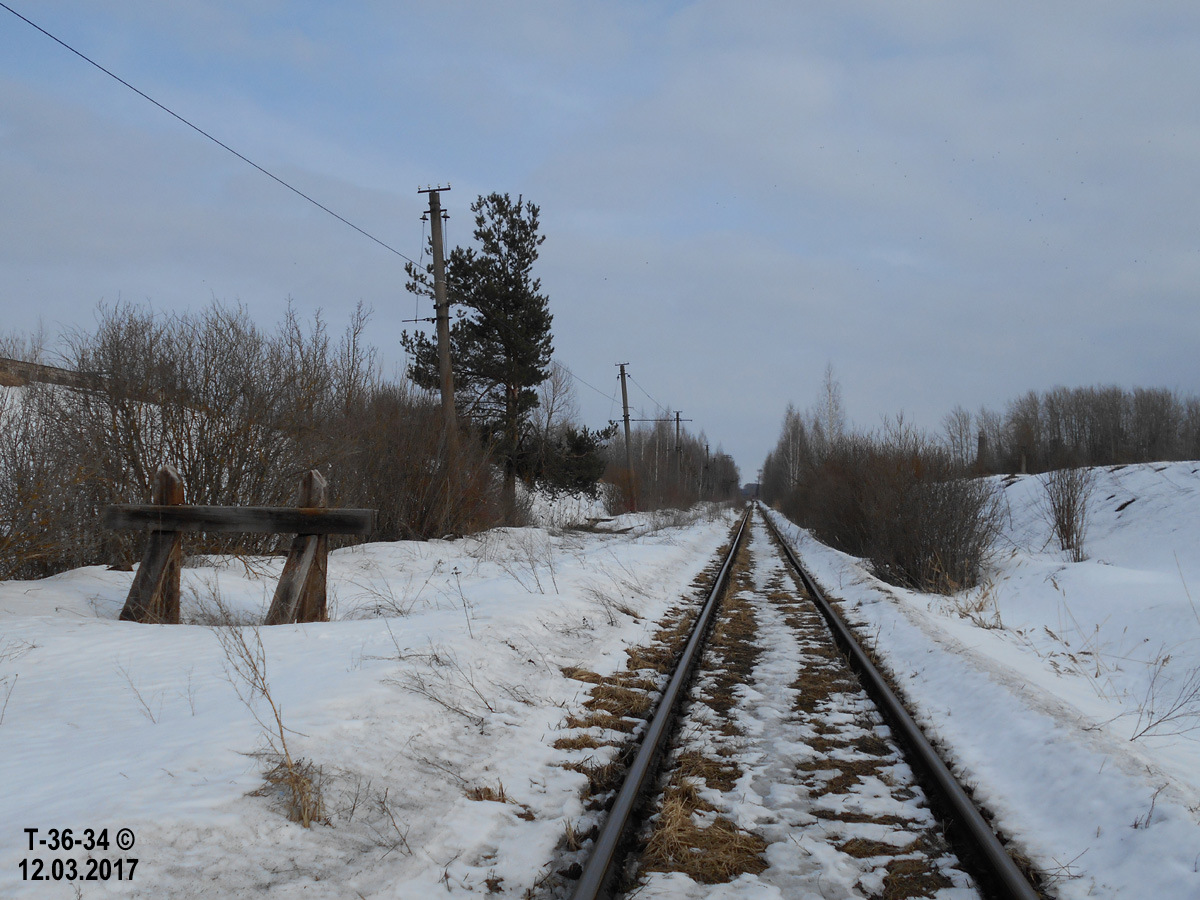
3;2;1199;478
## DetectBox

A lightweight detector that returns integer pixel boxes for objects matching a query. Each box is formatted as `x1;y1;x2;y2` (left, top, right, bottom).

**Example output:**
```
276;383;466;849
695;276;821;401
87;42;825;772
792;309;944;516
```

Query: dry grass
672;750;741;793
563;711;639;733
467;782;509;803
251;756;328;827
583;684;654;718
212;608;327;828
563;819;596;852
543;518;753;894
561;666;604;684
465;781;536;820
838;837;915;858
634;533;772;885
553;733;606;751
882;857;954;899
640;787;767;883
563;756;628;807
756;557;970;898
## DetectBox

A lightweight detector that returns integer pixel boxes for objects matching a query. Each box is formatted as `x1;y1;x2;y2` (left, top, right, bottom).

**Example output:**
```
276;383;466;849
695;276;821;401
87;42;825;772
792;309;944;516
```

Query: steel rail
759;505;1041;900
569;505;752;900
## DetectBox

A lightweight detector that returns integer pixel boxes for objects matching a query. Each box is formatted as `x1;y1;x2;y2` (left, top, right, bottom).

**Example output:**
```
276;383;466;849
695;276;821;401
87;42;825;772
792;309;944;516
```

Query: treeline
0;302;612;581
605;415;741;512
762;374;1200;595
947;386;1200;473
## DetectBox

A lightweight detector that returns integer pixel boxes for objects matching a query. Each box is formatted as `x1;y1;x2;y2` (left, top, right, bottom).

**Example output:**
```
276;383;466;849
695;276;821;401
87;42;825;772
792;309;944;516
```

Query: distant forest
944;385;1200;474
759;374;1199;595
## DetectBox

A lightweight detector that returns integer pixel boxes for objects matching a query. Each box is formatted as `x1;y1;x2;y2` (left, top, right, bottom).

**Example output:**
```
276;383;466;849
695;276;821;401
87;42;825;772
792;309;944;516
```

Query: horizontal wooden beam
104;505;376;535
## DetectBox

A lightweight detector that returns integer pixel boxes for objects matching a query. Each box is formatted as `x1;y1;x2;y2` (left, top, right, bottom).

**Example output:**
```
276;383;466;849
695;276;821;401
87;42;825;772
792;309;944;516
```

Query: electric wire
628;374;667;413
553;361;615;404
3;3;696;450
413;216;429;323
1;1;418;266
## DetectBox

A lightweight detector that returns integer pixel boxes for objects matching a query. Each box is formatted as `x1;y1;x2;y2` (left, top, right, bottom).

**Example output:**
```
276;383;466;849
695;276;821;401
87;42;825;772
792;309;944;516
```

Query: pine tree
402;193;554;515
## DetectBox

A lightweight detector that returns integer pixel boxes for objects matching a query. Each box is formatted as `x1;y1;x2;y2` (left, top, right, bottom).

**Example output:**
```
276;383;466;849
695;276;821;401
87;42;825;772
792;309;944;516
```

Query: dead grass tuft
882;857;953;899
673;750;741;793
467;782;509;803
251;756;328;827
799;755;884;794
613;672;660;692
561;666;604;684
553;733;606;751
563;819;596;852
853;733;893;756
563;711;638;733
811;809;914;827
563;756;628;806
584;684;654;717
838;837;913;858
641;788;767;883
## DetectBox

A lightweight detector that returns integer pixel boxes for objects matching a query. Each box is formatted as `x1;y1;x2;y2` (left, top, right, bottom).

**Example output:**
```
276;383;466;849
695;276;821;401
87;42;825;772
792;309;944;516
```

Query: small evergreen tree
528;423;616;497
402;193;554;516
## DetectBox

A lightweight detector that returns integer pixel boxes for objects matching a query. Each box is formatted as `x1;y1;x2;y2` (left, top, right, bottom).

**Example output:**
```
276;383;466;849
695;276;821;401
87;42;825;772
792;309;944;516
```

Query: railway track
561;504;1041;900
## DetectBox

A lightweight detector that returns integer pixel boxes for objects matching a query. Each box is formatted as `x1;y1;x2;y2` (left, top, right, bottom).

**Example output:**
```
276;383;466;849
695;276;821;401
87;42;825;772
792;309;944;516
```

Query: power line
628;374;667;413
553;360;616;404
1;1;418;265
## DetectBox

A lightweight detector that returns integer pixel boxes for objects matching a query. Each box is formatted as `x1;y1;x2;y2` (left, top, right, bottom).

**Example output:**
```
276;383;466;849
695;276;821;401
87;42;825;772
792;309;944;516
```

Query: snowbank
0;510;738;897
768;461;1200;899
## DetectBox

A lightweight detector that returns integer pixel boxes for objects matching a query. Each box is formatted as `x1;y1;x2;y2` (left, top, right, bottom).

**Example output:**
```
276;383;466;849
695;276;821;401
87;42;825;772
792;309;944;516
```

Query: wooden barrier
105;467;376;625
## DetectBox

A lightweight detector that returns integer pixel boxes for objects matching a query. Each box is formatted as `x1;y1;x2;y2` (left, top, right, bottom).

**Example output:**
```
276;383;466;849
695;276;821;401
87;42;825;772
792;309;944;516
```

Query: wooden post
265;470;329;625
106;467;372;626
118;465;184;624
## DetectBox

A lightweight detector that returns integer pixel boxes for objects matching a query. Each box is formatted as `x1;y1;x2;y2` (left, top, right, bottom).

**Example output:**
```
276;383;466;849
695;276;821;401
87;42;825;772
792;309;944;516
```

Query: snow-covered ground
0;503;737;898
5;460;1200;899
768;461;1200;899
636;516;978;899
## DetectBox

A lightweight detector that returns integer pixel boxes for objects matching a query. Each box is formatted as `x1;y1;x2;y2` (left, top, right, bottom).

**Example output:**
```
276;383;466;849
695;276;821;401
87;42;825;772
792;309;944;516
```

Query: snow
0;506;738;898
636;516;977;899
766;461;1200;899
523;487;612;530
4;460;1200;898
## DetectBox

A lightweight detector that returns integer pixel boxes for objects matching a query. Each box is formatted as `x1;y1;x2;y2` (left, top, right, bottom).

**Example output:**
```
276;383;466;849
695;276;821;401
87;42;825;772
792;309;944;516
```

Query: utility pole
419;185;456;443
617;363;635;511
671;409;693;485
420;185;457;530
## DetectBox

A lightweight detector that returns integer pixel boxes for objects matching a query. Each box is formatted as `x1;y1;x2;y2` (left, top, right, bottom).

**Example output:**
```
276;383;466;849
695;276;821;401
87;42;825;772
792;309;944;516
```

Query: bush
0;300;507;579
332;383;504;540
1041;465;1095;562
768;417;1001;594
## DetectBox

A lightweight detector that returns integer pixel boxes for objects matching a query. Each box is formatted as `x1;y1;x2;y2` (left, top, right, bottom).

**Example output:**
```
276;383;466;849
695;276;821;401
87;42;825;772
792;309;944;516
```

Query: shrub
1042;465;1095;562
1;300;508;579
769;417;1002;594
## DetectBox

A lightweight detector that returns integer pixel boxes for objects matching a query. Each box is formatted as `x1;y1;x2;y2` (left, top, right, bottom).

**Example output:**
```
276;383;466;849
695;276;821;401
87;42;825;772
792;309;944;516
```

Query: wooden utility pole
617;363;635;511
420;186;456;444
673;411;687;478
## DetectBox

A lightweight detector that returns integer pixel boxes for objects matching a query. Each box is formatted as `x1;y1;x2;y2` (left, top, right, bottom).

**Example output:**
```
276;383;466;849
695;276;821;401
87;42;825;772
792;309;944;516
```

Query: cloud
3;1;1200;475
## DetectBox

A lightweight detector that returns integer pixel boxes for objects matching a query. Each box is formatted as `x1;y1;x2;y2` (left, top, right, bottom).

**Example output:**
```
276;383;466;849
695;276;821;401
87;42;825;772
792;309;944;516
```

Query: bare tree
942;405;974;470
529;361;578;472
812;363;845;457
